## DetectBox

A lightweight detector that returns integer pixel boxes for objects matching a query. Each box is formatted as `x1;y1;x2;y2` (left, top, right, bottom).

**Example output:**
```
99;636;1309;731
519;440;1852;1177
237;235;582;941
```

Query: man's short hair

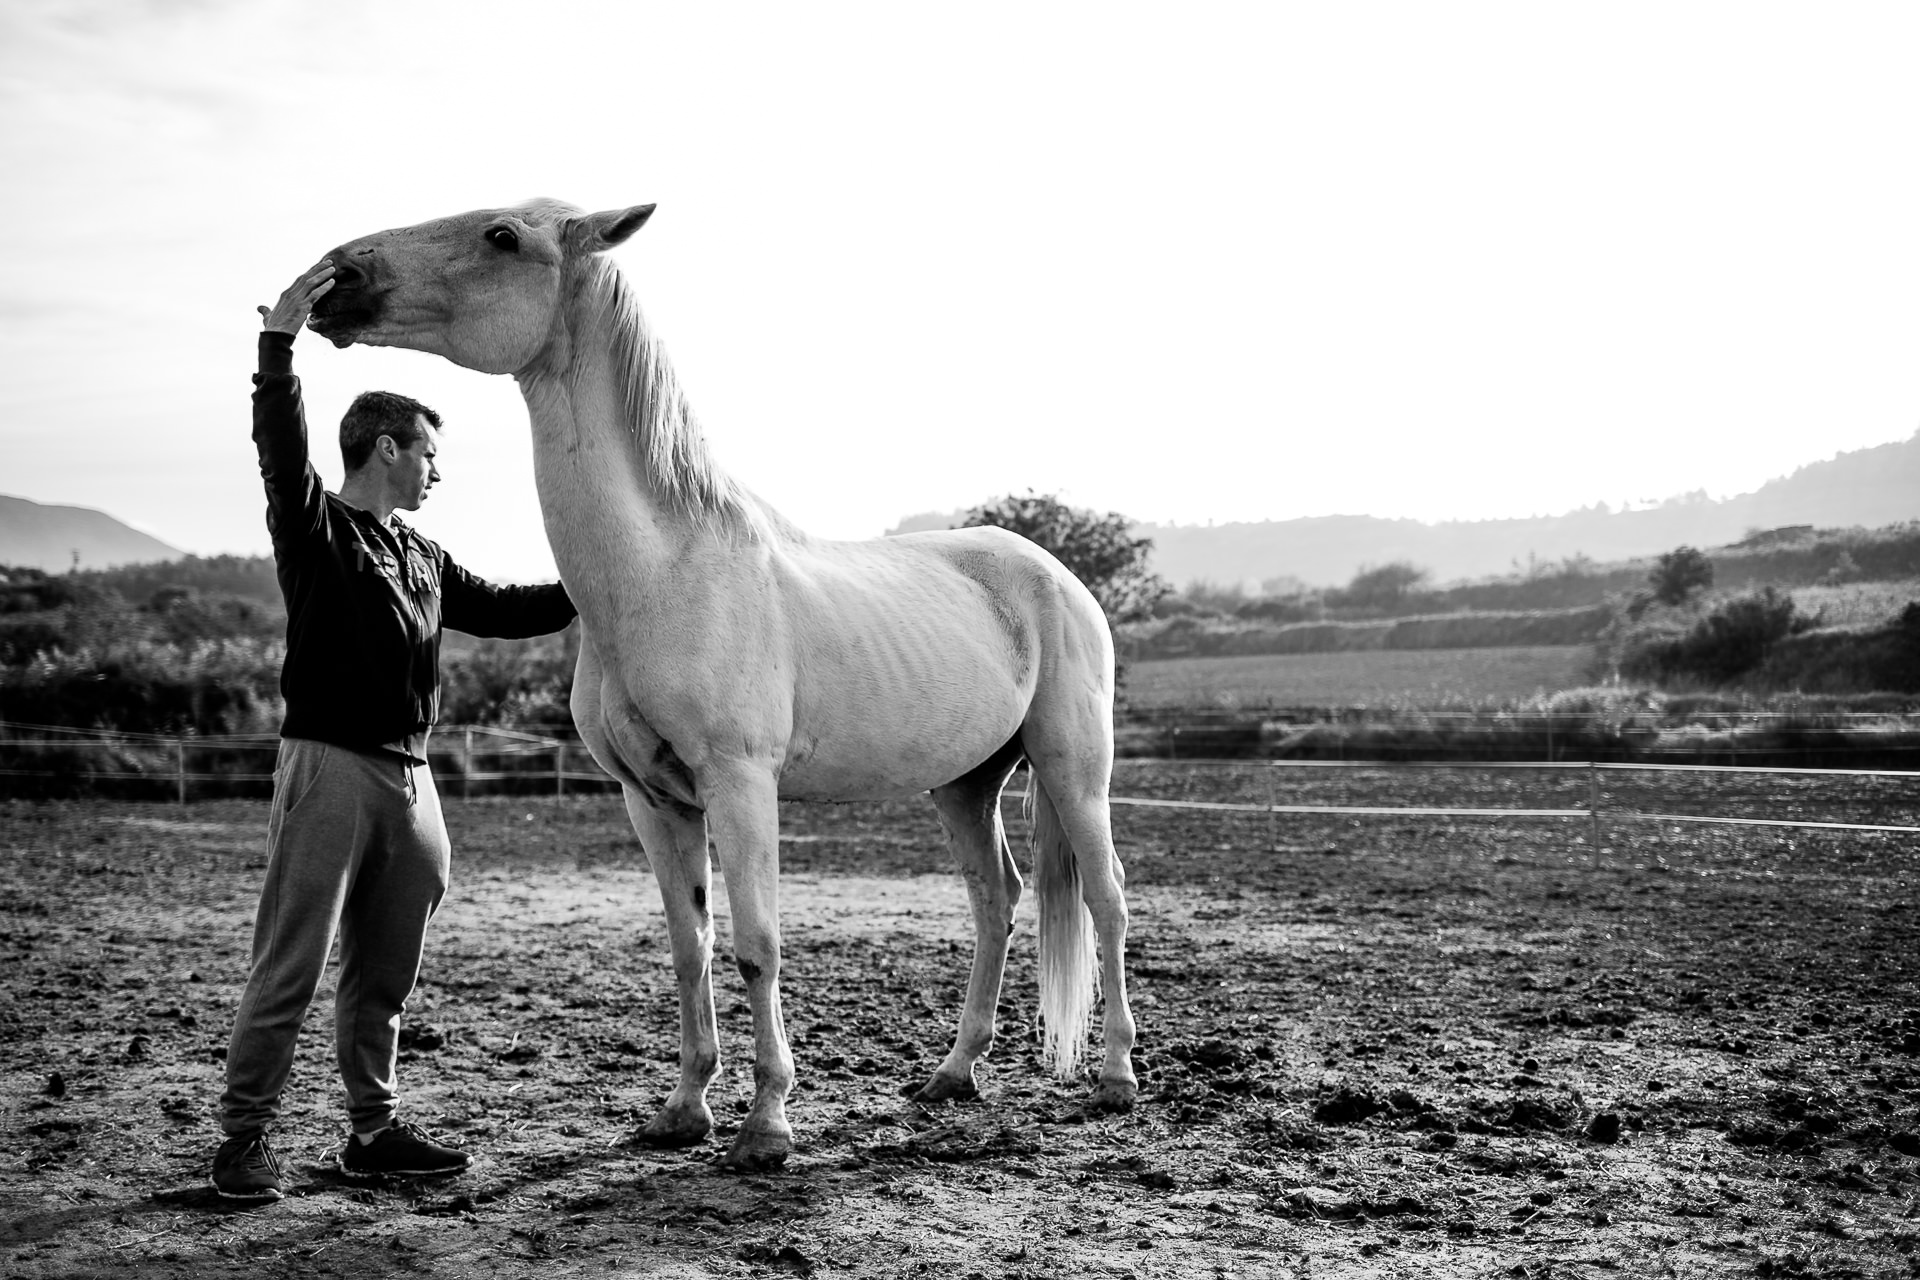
340;391;443;472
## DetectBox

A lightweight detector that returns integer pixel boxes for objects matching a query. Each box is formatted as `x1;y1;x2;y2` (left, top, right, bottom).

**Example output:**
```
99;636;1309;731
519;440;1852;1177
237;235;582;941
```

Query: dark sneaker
336;1121;470;1179
210;1131;284;1202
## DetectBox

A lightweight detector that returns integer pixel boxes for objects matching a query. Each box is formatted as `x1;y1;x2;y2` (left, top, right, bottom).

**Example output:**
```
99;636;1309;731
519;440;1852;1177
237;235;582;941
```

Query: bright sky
5;1;1920;582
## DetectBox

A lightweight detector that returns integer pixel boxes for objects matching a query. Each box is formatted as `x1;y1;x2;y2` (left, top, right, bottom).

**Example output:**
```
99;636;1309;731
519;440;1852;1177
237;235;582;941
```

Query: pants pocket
277;741;332;817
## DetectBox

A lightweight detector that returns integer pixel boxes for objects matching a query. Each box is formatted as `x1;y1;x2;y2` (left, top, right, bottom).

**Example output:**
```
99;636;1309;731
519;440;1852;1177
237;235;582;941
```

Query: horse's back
811;524;1110;641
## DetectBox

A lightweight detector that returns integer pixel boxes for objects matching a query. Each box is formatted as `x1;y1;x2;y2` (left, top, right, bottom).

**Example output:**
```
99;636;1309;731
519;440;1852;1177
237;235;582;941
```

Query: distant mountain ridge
0;495;181;573
12;428;1917;585
890;431;1920;587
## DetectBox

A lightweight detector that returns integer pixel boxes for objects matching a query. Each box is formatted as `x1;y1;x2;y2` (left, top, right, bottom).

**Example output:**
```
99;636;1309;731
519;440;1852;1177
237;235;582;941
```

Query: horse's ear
574;205;656;254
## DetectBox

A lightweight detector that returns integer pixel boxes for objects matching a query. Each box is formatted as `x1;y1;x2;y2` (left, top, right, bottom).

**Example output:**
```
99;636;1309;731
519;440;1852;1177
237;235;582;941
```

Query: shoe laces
237;1133;281;1176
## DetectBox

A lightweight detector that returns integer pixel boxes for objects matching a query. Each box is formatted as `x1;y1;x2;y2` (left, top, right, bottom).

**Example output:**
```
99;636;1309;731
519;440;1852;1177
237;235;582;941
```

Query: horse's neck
517;317;699;586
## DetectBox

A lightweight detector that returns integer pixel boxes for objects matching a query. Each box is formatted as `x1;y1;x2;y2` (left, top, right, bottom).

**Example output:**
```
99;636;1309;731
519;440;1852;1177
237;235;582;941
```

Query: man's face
391;418;441;511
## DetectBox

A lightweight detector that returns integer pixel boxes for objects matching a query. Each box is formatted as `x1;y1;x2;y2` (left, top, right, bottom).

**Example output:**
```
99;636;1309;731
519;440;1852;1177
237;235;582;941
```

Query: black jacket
252;330;576;755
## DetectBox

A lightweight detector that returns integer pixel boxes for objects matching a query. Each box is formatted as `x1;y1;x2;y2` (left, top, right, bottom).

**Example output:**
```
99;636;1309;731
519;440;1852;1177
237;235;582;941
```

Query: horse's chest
586;706;704;817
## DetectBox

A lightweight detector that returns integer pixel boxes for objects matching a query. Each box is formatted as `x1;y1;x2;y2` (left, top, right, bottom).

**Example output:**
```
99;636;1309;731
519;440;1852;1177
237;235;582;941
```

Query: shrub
0;566;74;614
439;635;575;725
1327;562;1431;613
1617;588;1811;685
143;589;283;646
1234;596;1321;624
0;638;285;735
1178;580;1250;615
0;614;67;664
1650;546;1714;606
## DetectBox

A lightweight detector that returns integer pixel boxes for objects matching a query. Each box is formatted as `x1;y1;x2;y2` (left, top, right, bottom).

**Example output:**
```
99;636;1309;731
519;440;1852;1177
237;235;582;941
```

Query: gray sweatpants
220;738;451;1136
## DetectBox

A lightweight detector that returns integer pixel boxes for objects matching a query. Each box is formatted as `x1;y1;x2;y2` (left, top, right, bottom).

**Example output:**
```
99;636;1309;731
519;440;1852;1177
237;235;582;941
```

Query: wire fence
1101;756;1920;842
1;719;1914;839
0;721;618;803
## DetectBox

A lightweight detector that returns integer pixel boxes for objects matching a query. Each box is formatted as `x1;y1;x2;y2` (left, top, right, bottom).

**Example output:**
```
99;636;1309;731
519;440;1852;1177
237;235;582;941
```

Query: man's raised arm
252;262;337;548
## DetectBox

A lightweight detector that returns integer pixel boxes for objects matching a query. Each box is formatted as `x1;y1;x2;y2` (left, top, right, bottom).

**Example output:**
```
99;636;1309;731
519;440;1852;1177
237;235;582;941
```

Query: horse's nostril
328;257;369;291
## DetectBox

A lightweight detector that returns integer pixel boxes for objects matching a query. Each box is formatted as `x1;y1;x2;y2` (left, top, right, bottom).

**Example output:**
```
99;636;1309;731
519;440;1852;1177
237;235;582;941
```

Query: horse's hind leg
621;788;723;1149
1045;780;1138;1112
917;741;1026;1102
1023;729;1138;1113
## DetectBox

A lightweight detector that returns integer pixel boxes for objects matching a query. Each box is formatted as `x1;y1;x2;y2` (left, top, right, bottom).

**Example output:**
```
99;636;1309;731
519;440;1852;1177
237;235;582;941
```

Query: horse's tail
1029;773;1097;1079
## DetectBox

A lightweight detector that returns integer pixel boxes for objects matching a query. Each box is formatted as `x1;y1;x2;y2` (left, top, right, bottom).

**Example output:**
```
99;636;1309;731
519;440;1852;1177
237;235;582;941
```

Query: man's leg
219;740;365;1137
333;753;452;1142
213;739;368;1200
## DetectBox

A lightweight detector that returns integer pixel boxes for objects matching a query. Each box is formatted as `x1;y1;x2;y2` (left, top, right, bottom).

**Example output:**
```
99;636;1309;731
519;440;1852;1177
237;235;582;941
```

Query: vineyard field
1123;644;1595;710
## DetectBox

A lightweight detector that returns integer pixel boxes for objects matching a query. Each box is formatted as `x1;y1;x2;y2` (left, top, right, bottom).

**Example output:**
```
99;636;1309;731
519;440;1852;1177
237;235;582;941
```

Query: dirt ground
2;763;1918;1278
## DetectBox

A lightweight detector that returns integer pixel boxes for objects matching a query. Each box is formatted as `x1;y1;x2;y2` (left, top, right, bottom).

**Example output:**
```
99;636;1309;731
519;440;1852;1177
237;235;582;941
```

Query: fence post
176;737;187;806
1588;761;1600;849
1267;763;1277;851
462;728;473;800
555;740;566;798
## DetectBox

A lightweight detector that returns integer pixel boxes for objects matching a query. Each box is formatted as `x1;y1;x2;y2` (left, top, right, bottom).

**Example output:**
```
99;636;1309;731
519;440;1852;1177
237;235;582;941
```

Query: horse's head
308;200;656;376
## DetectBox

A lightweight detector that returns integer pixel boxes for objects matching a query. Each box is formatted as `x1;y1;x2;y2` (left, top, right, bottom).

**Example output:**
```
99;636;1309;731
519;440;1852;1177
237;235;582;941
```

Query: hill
891;430;1920;587
0;494;180;572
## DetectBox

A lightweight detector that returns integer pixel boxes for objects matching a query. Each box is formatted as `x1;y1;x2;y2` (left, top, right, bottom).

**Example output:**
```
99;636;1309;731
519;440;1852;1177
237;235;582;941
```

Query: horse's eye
486;227;520;252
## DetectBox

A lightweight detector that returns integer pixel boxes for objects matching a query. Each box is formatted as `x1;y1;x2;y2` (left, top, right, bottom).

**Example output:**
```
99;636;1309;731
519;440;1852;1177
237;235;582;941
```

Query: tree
1650;546;1714;606
1338;561;1430;611
960;492;1170;624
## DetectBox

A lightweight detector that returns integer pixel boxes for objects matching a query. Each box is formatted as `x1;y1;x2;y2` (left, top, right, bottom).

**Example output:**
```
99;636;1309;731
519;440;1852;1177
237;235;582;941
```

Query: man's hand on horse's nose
260;261;337;335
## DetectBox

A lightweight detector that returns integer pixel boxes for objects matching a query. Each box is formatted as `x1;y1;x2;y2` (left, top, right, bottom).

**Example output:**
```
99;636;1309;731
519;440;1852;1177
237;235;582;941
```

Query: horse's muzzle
308;285;379;346
304;248;381;345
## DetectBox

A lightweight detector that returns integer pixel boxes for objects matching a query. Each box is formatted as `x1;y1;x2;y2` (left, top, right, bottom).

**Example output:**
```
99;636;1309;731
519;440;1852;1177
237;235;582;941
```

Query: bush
0;638;285;735
1650;546;1714;606
0;566;74;614
0;614;67;664
1234;596;1321;624
1617;588;1811;686
1748;612;1920;694
439;635;575;725
1327;562;1431;613
143;589;282;646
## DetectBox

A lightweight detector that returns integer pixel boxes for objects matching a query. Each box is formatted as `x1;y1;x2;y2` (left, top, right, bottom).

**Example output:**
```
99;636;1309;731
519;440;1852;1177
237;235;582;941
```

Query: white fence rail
1098;756;1920;840
2;720;1913;838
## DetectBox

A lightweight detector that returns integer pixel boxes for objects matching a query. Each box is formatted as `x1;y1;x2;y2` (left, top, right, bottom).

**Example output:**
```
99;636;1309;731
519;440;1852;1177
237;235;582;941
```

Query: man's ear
572;204;656;254
376;435;399;463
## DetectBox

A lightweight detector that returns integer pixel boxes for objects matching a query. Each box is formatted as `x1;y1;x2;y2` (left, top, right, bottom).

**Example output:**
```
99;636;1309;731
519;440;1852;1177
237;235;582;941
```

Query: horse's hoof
1089;1077;1138;1114
909;1073;980;1104
636;1107;713;1148
717;1124;791;1172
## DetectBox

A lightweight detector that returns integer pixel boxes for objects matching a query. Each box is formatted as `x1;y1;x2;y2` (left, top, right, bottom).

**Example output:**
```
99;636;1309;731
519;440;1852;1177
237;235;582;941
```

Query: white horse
308;200;1137;1169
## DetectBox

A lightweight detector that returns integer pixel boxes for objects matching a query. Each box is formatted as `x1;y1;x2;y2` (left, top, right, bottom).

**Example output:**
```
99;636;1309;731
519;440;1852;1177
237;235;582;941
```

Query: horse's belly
776;684;1024;801
776;756;993;802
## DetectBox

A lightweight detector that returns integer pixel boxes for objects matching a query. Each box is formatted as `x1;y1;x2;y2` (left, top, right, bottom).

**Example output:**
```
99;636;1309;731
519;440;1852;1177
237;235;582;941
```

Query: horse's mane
534;201;780;542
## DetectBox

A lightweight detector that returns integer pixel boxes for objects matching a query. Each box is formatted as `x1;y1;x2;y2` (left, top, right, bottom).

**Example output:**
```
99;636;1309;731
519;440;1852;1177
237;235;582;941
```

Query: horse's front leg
703;767;793;1171
623;787;721;1148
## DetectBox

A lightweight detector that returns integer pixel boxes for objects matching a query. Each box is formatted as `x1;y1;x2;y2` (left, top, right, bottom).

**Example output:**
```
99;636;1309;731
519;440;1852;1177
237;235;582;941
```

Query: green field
1123;644;1594;709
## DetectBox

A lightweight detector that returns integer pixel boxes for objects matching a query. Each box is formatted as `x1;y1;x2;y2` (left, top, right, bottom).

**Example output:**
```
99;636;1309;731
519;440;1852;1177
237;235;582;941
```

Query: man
211;261;578;1202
